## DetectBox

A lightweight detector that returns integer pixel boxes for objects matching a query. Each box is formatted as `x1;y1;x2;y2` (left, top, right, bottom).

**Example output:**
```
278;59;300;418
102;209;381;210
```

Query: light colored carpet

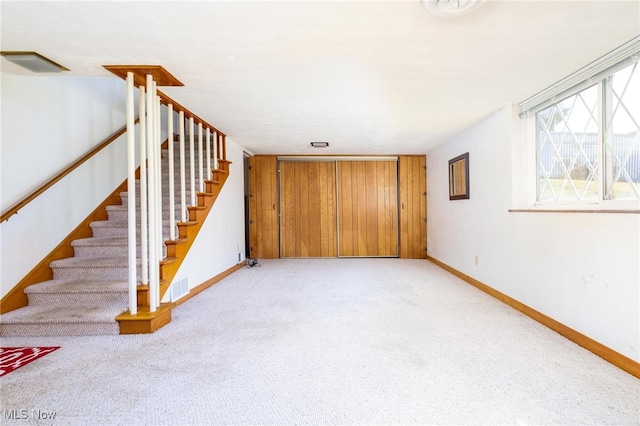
0;258;638;425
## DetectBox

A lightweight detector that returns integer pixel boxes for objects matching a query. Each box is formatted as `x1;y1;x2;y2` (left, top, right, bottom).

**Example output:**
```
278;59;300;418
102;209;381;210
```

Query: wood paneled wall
399;156;427;258
248;156;279;258
337;161;398;257
280;161;337;257
248;155;426;259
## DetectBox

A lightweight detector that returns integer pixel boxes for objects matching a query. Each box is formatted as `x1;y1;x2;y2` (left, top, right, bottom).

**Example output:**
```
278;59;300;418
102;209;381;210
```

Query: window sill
509;208;640;214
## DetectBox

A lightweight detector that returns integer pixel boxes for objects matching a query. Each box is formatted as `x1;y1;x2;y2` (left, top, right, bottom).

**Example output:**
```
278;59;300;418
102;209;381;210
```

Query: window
519;37;640;207
536;62;639;203
603;64;640;200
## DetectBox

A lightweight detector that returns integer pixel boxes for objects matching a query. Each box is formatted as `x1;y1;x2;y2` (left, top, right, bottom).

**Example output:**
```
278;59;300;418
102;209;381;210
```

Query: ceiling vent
0;51;68;73
310;142;330;148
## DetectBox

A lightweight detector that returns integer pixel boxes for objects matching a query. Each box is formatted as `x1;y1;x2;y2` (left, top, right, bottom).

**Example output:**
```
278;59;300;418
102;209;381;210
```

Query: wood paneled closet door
399;156;427;258
337;161;398;257
248;156;279;259
280;161;337;258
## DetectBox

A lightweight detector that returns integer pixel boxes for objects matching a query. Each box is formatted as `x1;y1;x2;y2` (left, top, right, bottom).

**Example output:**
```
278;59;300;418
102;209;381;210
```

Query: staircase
0;138;229;336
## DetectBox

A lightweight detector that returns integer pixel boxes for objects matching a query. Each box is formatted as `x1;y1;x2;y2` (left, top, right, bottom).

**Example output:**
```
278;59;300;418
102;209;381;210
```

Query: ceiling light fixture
420;0;485;17
0;51;69;73
310;142;330;148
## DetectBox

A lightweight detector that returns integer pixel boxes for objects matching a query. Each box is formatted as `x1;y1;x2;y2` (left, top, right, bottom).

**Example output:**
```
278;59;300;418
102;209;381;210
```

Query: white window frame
519;37;640;211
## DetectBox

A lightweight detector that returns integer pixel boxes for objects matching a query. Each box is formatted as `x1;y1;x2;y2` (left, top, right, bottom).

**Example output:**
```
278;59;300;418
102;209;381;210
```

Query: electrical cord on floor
247;257;261;268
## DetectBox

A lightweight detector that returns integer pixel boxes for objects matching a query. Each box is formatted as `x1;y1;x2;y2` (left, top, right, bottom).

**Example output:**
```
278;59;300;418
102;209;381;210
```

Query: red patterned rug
0;347;60;377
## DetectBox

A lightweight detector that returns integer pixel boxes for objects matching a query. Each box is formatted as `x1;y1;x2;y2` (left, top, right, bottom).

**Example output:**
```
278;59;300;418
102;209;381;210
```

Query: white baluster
153;91;162;309
189;117;196;206
125;72;137;315
213;131;218;170
155;95;162;269
146;75;158;313
167;104;176;241
206;128;211;181
198;122;204;193
139;87;148;287
179;111;186;222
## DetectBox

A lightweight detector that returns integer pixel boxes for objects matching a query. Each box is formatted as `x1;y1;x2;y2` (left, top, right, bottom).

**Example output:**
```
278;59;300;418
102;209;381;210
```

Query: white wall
1;72;128;298
167;137;246;296
426;105;640;362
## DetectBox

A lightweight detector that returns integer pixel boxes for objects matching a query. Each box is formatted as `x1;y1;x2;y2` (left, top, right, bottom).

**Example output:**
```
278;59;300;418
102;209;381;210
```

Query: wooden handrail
157;90;226;138
1;119;138;223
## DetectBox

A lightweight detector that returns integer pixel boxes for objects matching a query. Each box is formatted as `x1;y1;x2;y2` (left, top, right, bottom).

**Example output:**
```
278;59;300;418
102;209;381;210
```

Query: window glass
603;62;640;200
536;85;599;202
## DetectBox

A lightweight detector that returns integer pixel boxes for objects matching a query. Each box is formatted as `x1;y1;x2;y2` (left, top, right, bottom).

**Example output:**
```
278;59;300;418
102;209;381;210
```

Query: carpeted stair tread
119;192;198;200
126;188;197;194
51;256;134;268
105;205;188;222
91;219;128;228
90;219;175;228
106;205;186;213
72;237;128;247
71;236;167;258
89;220;177;238
23;279;129;309
50;256;142;281
72;237;156;249
25;279;128;294
0;305;125;324
89;219;178;232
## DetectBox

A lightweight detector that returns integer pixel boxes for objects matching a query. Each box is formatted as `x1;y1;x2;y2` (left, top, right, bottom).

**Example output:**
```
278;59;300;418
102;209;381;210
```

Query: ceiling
1;0;639;155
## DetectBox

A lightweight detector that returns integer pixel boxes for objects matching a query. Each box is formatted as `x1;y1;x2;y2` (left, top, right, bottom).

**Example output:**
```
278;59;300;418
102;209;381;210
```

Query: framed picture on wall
449;153;469;200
